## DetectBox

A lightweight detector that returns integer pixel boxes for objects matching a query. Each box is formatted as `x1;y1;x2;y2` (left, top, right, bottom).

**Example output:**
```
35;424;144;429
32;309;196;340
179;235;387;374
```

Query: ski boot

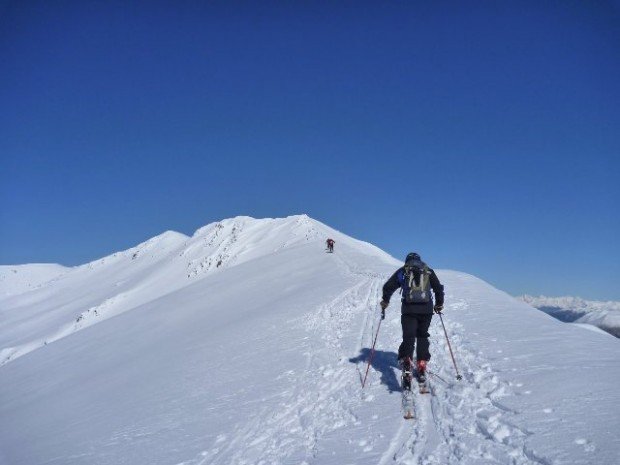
416;360;427;383
416;359;430;394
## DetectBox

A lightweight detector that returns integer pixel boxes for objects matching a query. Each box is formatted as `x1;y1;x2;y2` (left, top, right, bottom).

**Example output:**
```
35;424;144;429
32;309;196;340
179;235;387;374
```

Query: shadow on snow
349;349;401;393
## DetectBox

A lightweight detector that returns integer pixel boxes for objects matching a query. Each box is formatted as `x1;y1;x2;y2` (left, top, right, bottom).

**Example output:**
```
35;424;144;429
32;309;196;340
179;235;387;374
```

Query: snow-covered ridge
1;216;618;465
519;294;620;338
0;215;394;366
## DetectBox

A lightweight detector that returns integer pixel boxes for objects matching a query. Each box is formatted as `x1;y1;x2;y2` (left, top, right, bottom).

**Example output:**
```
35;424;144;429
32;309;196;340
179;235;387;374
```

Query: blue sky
1;1;618;299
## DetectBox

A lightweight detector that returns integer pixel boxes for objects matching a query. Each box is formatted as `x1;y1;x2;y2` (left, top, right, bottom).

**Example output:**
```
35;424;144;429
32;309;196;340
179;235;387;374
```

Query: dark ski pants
398;313;433;361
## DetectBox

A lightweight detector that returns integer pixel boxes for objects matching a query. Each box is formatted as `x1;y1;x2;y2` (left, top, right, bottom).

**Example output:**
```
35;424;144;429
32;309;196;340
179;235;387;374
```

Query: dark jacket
382;266;444;315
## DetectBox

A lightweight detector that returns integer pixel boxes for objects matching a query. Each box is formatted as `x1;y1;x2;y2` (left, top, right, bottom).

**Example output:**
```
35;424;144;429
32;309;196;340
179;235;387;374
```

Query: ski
402;389;414;419
417;377;430;394
400;359;415;419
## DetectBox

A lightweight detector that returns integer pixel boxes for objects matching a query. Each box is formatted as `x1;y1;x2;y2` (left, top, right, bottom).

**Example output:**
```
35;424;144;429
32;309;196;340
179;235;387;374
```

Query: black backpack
397;257;432;304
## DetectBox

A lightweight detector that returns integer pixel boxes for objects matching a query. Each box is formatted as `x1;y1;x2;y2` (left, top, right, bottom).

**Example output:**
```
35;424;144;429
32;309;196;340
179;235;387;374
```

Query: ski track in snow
4;285;548;463
180;258;546;465
358;298;546;465
195;272;381;465
355;283;547;464
384;297;546;465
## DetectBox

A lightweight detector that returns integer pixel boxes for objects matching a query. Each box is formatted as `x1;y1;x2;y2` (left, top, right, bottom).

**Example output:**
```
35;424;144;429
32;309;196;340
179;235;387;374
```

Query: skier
326;238;335;253
380;252;444;386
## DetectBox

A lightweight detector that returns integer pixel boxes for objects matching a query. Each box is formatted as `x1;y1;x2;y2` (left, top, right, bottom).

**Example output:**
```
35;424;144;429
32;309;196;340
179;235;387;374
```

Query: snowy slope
0;263;69;296
0;216;618;465
520;294;620;338
0;215;387;366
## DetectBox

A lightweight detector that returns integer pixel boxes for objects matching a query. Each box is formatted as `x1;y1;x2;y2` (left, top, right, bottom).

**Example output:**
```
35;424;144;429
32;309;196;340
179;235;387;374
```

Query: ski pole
361;311;383;388
428;370;449;385
438;313;462;381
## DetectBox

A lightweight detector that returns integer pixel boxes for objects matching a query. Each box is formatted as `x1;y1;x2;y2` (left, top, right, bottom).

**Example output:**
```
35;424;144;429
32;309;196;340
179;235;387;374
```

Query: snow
0;215;618;465
0;263;69;296
520;294;620;338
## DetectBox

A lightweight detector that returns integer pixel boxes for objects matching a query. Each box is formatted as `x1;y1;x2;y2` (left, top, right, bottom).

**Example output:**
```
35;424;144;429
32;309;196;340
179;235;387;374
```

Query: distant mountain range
519;295;620;338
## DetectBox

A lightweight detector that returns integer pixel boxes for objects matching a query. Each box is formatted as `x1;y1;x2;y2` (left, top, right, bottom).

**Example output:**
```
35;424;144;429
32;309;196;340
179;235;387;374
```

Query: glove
380;300;389;311
434;305;443;314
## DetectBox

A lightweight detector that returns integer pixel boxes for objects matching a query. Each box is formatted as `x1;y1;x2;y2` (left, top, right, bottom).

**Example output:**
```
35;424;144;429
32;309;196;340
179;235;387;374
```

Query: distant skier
326;238;335;253
380;252;444;385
